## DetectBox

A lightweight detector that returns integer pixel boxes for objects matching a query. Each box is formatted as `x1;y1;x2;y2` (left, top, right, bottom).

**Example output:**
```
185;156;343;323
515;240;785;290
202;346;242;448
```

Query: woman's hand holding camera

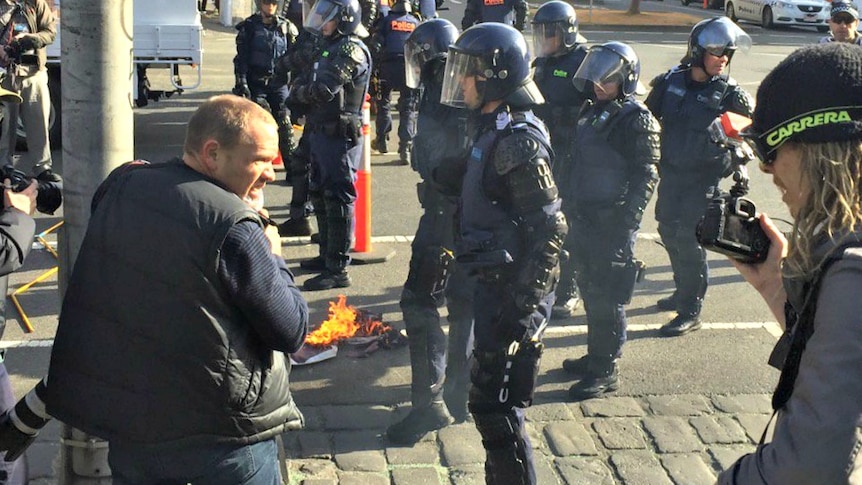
3;179;37;215
728;214;789;328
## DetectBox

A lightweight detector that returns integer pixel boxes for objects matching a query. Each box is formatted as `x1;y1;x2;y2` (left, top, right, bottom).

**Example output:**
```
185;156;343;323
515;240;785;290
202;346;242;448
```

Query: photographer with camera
0;83;37;483
645;17;753;337
0;0;59;184
717;43;862;483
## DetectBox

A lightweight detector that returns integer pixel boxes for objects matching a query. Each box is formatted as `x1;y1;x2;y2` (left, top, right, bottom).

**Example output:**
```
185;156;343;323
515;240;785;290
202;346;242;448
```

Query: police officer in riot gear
645;17;753;336
386;18;474;444
290;0;372;290
530;0;588;320
369;0;420;164
234;0;299;165
562;42;660;400
275;0;320;237
461;0;527;31
441;23;565;484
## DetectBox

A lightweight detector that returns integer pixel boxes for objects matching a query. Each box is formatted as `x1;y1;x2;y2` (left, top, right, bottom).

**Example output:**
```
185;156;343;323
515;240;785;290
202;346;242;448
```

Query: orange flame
305;295;389;347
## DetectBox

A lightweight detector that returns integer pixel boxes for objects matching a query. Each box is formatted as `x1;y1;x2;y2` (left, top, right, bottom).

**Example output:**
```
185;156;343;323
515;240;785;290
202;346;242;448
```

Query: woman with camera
718;42;862;483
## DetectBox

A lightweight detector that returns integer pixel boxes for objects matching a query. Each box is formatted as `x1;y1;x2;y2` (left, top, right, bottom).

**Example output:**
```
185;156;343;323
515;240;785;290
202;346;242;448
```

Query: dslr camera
696;113;770;264
1;164;63;215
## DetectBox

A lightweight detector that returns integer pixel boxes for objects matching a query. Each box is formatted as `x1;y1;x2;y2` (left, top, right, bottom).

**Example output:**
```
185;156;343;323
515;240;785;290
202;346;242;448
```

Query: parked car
725;0;831;32
682;0;725;10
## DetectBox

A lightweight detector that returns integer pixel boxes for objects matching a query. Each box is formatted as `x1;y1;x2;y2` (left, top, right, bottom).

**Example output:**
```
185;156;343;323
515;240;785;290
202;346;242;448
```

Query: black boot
386;401;454;444
656;293;678;311
659;312;702;336
561;355;591;377
397;143;411;166
299;256;327;272
303;270;351;291
278;217;313;237
372;136;389;154
569;363;618;401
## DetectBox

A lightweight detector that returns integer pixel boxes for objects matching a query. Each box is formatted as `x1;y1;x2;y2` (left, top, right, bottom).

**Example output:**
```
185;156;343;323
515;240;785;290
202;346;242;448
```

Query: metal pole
57;0;133;482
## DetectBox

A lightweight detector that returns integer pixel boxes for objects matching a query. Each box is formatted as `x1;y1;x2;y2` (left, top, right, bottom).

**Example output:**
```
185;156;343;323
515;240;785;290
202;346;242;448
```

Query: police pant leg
571;220;627;370
266;85;295;162
375;82;393;142
443;263;476;421
400;249;448;407
668;217;708;316
315;131;361;272
288;130;312;220
323;197;354;273
657;221;683;303
396;87;418;151
308;132;330;259
469;281;551;485
311;190;328;259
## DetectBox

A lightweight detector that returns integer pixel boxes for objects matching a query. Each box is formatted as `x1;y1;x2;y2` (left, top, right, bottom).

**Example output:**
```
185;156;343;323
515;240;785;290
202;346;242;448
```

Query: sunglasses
705;46;734;58
831;15;858;24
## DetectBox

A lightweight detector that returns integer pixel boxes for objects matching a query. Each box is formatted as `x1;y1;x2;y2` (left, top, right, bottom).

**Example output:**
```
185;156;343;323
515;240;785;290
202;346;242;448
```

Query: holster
610;259;646;305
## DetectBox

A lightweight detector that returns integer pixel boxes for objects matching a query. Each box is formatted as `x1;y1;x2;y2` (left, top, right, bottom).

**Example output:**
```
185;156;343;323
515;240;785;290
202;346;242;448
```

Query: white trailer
43;0;204;146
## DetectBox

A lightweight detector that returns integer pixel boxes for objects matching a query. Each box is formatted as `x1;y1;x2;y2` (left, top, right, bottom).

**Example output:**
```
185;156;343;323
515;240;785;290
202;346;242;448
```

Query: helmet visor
698;20;752;58
304;0;340;35
404;41;426;89
441;49;483;108
302;0;316;24
572;47;625;92
532;24;565;57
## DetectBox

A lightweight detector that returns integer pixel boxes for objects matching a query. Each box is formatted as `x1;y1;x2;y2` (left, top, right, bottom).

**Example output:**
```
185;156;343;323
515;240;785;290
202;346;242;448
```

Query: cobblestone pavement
277;394;770;484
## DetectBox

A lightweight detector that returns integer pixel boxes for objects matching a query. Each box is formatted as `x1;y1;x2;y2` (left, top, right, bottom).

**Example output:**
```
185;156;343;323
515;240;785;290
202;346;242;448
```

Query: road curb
580;23;696;32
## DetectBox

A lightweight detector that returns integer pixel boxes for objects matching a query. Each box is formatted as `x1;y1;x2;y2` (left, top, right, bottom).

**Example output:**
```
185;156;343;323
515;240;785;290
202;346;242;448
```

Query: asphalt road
2;0;821;447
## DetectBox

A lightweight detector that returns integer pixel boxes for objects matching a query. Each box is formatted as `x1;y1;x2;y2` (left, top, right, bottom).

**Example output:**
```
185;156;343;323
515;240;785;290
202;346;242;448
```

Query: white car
725;0;831;32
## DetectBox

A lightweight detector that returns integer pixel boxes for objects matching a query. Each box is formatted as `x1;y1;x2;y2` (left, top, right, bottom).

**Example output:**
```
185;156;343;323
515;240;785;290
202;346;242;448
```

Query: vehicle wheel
761;6;774;29
817;25;829;32
681;0;690;6
726;1;738;21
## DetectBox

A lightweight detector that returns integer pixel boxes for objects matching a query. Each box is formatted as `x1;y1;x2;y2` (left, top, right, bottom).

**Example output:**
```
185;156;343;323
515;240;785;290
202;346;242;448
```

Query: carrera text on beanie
752;42;862;155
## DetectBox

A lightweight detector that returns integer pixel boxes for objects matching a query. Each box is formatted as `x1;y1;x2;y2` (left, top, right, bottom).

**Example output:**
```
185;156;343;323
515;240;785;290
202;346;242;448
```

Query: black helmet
404;18;459;89
531;0;584;57
390;0;411;13
573;41;641;98
687;17;751;69
440;23;543;110
304;0;369;38
742;43;862;163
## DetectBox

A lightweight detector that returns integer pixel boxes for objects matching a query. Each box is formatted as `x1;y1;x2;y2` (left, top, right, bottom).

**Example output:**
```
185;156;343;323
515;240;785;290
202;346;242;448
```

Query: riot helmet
573;41;641;99
405;18;459;89
390;0;411;13
531;1;585;57
256;0;283;18
440;23;544;110
686;17;751;69
304;0;369;38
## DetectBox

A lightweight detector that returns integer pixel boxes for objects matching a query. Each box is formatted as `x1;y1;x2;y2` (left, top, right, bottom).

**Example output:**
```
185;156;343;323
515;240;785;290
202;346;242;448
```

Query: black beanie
751;42;862;152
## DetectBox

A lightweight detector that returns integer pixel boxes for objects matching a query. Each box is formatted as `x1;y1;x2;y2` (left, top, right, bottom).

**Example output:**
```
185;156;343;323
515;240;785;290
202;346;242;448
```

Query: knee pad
472;411;532;485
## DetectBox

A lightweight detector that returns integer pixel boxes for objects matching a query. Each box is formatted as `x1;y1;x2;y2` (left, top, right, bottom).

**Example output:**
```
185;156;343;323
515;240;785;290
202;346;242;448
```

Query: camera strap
759;239;862;445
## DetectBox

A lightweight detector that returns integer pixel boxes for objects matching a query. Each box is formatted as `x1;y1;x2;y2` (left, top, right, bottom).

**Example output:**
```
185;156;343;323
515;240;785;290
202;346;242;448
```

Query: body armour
412;59;467;180
235;14;295;80
375;11;419;61
570;100;643;206
306;34;371;124
45;161;302;445
458;110;551;260
653;69;737;174
532;46;588;130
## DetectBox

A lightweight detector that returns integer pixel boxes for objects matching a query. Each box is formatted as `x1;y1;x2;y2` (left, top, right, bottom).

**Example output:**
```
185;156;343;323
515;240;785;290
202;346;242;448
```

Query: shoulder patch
493;131;540;175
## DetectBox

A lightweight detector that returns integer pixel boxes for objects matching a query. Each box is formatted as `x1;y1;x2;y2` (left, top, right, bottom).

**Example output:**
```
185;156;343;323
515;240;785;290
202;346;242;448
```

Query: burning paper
305;295;389;347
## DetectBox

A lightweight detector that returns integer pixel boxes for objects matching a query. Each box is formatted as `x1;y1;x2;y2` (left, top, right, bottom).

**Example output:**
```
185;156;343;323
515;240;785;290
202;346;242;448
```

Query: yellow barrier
10;221;62;333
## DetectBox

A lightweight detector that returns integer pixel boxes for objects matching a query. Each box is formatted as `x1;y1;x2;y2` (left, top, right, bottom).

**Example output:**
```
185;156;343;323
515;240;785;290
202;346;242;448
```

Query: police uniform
565;96;659;396
394;54;475;437
460;107;565;485
461;0;527;30
369;6;419;162
234;12;299;161
289;29;371;289
645;67;753;324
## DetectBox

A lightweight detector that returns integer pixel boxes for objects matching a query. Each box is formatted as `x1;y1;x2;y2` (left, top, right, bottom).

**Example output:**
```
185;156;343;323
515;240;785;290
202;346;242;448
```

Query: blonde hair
183;95;275;155
784;139;862;279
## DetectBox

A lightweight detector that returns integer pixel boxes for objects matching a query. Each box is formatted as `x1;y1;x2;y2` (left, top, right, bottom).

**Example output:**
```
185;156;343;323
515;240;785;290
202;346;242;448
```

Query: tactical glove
233;76;251;99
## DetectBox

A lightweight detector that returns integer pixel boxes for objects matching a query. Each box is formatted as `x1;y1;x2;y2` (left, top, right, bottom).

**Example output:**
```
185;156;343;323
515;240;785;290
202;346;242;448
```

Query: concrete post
57;0;133;482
